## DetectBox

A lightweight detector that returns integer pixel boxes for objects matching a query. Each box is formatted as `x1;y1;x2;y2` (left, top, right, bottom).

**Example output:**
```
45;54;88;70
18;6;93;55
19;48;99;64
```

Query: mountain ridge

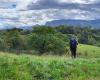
46;19;100;28
0;19;100;30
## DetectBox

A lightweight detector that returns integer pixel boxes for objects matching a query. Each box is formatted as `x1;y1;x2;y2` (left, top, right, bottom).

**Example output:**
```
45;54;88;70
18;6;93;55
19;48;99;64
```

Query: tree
29;26;68;55
0;38;8;51
5;28;27;51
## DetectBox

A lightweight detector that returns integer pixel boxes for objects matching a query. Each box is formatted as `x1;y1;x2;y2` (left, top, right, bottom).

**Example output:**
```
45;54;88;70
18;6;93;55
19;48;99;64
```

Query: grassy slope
77;44;100;58
0;51;100;80
0;44;100;80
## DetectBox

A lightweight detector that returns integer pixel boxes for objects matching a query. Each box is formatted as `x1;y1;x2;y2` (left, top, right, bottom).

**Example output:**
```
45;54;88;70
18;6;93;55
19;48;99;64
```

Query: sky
0;0;100;29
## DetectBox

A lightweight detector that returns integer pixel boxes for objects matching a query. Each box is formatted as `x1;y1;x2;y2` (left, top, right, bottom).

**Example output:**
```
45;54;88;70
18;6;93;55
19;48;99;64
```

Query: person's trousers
70;47;77;58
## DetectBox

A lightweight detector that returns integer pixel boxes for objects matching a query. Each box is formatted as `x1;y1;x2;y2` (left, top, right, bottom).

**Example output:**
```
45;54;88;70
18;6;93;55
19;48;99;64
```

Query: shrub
29;26;68;55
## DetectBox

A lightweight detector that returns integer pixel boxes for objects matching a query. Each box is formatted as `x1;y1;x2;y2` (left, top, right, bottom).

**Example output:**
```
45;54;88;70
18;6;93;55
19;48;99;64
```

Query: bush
4;28;28;51
29;26;68;55
0;38;8;51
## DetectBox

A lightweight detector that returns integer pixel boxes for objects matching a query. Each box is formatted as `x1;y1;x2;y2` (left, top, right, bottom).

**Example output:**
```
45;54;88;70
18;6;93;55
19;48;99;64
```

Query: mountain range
0;19;100;30
46;19;100;28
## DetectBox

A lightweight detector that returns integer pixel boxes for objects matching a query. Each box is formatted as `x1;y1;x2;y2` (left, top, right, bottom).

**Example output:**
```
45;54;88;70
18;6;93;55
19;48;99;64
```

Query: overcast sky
0;0;100;28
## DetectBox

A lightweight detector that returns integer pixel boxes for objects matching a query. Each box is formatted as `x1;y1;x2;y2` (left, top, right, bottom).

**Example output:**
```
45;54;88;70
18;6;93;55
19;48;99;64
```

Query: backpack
70;39;77;48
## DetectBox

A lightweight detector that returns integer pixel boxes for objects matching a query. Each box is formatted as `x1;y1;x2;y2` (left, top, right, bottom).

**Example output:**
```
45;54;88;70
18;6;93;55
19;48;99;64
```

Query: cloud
0;9;99;27
28;0;100;10
0;0;100;29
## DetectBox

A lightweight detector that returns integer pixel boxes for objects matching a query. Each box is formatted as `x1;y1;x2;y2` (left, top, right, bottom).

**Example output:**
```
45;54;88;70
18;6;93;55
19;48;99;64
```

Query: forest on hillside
0;26;100;55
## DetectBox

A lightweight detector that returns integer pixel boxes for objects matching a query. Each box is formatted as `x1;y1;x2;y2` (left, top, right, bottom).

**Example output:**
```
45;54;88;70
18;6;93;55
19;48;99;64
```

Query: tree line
0;26;100;55
55;26;100;46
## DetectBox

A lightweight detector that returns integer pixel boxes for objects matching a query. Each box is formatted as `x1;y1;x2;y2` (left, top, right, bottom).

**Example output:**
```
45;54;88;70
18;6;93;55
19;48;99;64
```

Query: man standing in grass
70;38;78;58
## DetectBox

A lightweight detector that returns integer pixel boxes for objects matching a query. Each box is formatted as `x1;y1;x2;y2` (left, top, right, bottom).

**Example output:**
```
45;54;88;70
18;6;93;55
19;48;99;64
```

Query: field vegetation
0;26;100;80
0;52;100;80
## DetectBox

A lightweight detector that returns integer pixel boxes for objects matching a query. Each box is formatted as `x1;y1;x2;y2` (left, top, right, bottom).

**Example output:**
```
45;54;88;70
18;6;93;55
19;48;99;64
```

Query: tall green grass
77;44;100;58
0;52;100;80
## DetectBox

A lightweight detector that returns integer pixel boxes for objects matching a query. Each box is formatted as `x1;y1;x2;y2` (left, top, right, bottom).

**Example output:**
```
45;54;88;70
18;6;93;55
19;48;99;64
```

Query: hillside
0;19;100;30
46;19;100;28
77;44;100;58
0;44;100;80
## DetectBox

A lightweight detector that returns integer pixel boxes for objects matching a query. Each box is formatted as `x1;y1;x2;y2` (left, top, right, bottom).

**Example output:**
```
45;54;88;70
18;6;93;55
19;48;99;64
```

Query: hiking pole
66;47;70;56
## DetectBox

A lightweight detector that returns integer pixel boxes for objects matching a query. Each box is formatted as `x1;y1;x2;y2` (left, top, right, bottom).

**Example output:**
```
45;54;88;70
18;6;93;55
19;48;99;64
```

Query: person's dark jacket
70;39;78;48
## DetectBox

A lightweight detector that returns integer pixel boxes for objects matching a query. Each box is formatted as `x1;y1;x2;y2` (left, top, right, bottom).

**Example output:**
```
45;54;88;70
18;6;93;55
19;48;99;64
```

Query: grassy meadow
0;44;100;80
77;44;100;58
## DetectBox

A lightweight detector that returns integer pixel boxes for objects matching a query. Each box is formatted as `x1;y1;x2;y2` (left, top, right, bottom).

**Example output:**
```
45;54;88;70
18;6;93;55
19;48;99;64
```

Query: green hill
77;44;100;58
